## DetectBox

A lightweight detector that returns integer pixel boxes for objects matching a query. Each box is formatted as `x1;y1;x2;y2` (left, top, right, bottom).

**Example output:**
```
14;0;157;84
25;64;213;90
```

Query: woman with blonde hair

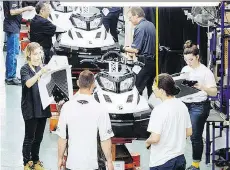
20;42;51;170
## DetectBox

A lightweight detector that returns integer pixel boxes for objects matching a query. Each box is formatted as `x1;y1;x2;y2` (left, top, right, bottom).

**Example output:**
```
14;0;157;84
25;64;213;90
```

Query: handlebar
80;51;145;72
101;51;123;61
80;58;144;67
80;58;121;65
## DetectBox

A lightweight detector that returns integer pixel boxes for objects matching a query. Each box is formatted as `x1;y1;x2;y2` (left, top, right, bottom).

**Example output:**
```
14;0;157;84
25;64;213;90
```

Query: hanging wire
156;7;159;86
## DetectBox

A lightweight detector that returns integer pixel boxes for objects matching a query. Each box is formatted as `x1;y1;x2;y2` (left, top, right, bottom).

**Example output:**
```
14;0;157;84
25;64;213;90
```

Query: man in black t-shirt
30;2;56;64
3;1;34;85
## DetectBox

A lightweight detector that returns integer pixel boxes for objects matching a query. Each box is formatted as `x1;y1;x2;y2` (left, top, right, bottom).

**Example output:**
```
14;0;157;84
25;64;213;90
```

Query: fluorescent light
60;2;220;7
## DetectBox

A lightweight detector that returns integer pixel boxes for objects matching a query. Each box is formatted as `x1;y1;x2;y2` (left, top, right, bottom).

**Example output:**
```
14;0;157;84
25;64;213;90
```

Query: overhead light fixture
60;2;220;7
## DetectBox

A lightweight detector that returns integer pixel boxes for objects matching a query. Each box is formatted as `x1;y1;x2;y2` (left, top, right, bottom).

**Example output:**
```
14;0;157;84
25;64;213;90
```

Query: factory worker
57;70;114;170
146;73;192;170
181;40;217;170
20;42;51;170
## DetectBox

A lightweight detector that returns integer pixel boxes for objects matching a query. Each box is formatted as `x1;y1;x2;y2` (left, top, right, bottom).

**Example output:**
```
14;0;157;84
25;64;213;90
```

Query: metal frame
205;2;230;170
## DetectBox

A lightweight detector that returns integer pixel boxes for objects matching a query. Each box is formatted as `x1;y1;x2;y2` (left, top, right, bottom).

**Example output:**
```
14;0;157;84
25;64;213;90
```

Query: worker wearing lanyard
146;73;192;170
121;7;156;99
20;42;51;170
180;40;217;170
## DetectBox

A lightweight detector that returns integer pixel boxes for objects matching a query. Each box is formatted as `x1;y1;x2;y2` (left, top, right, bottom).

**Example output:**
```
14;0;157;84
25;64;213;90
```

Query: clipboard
175;79;200;98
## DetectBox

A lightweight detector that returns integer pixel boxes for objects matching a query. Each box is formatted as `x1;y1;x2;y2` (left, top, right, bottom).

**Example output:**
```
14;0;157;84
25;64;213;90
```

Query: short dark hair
183;40;199;56
78;70;95;89
129;7;145;18
35;1;47;14
155;73;180;96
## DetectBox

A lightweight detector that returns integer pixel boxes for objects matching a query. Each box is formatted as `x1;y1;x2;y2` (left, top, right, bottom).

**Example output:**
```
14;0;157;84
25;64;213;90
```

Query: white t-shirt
57;94;114;170
147;98;192;167
179;64;216;103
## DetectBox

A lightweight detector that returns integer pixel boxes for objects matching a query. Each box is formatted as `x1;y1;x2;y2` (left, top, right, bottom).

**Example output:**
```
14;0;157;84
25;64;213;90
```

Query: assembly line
1;1;230;170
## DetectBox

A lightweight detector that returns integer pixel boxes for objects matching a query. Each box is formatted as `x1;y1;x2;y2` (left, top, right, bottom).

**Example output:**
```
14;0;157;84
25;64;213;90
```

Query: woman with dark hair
181;40;217;170
146;73;192;170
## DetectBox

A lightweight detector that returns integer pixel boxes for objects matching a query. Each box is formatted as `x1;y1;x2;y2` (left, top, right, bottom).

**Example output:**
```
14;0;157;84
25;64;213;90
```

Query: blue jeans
5;33;20;80
185;101;210;161
150;155;186;170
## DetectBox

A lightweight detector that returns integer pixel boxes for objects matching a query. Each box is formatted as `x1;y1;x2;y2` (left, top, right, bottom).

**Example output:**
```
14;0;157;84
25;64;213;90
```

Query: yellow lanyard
155;7;159;86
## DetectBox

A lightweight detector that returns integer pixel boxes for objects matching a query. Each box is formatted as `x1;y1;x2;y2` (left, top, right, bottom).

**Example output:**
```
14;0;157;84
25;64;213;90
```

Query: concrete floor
2;81;220;170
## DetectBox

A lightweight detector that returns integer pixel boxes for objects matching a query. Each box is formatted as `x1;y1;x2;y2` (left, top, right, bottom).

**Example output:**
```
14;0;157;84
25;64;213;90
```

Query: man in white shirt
146;73;192;170
57;70;114;170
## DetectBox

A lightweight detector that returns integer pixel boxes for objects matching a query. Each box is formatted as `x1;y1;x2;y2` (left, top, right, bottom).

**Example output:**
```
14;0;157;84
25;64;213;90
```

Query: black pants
22;118;47;165
150;155;186;170
135;58;156;98
102;11;120;42
43;48;52;64
185;101;210;161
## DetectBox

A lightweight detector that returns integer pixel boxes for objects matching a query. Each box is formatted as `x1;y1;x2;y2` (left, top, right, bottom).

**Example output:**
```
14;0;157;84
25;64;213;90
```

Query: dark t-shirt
3;1;22;33
30;15;56;49
131;18;156;57
20;64;51;120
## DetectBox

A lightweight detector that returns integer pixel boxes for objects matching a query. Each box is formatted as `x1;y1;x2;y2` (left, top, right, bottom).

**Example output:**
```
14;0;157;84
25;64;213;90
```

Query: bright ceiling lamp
60;2;220;7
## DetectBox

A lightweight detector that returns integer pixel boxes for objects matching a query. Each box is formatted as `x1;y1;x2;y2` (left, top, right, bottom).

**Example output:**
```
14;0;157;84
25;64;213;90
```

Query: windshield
50;1;74;13
74;7;101;17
